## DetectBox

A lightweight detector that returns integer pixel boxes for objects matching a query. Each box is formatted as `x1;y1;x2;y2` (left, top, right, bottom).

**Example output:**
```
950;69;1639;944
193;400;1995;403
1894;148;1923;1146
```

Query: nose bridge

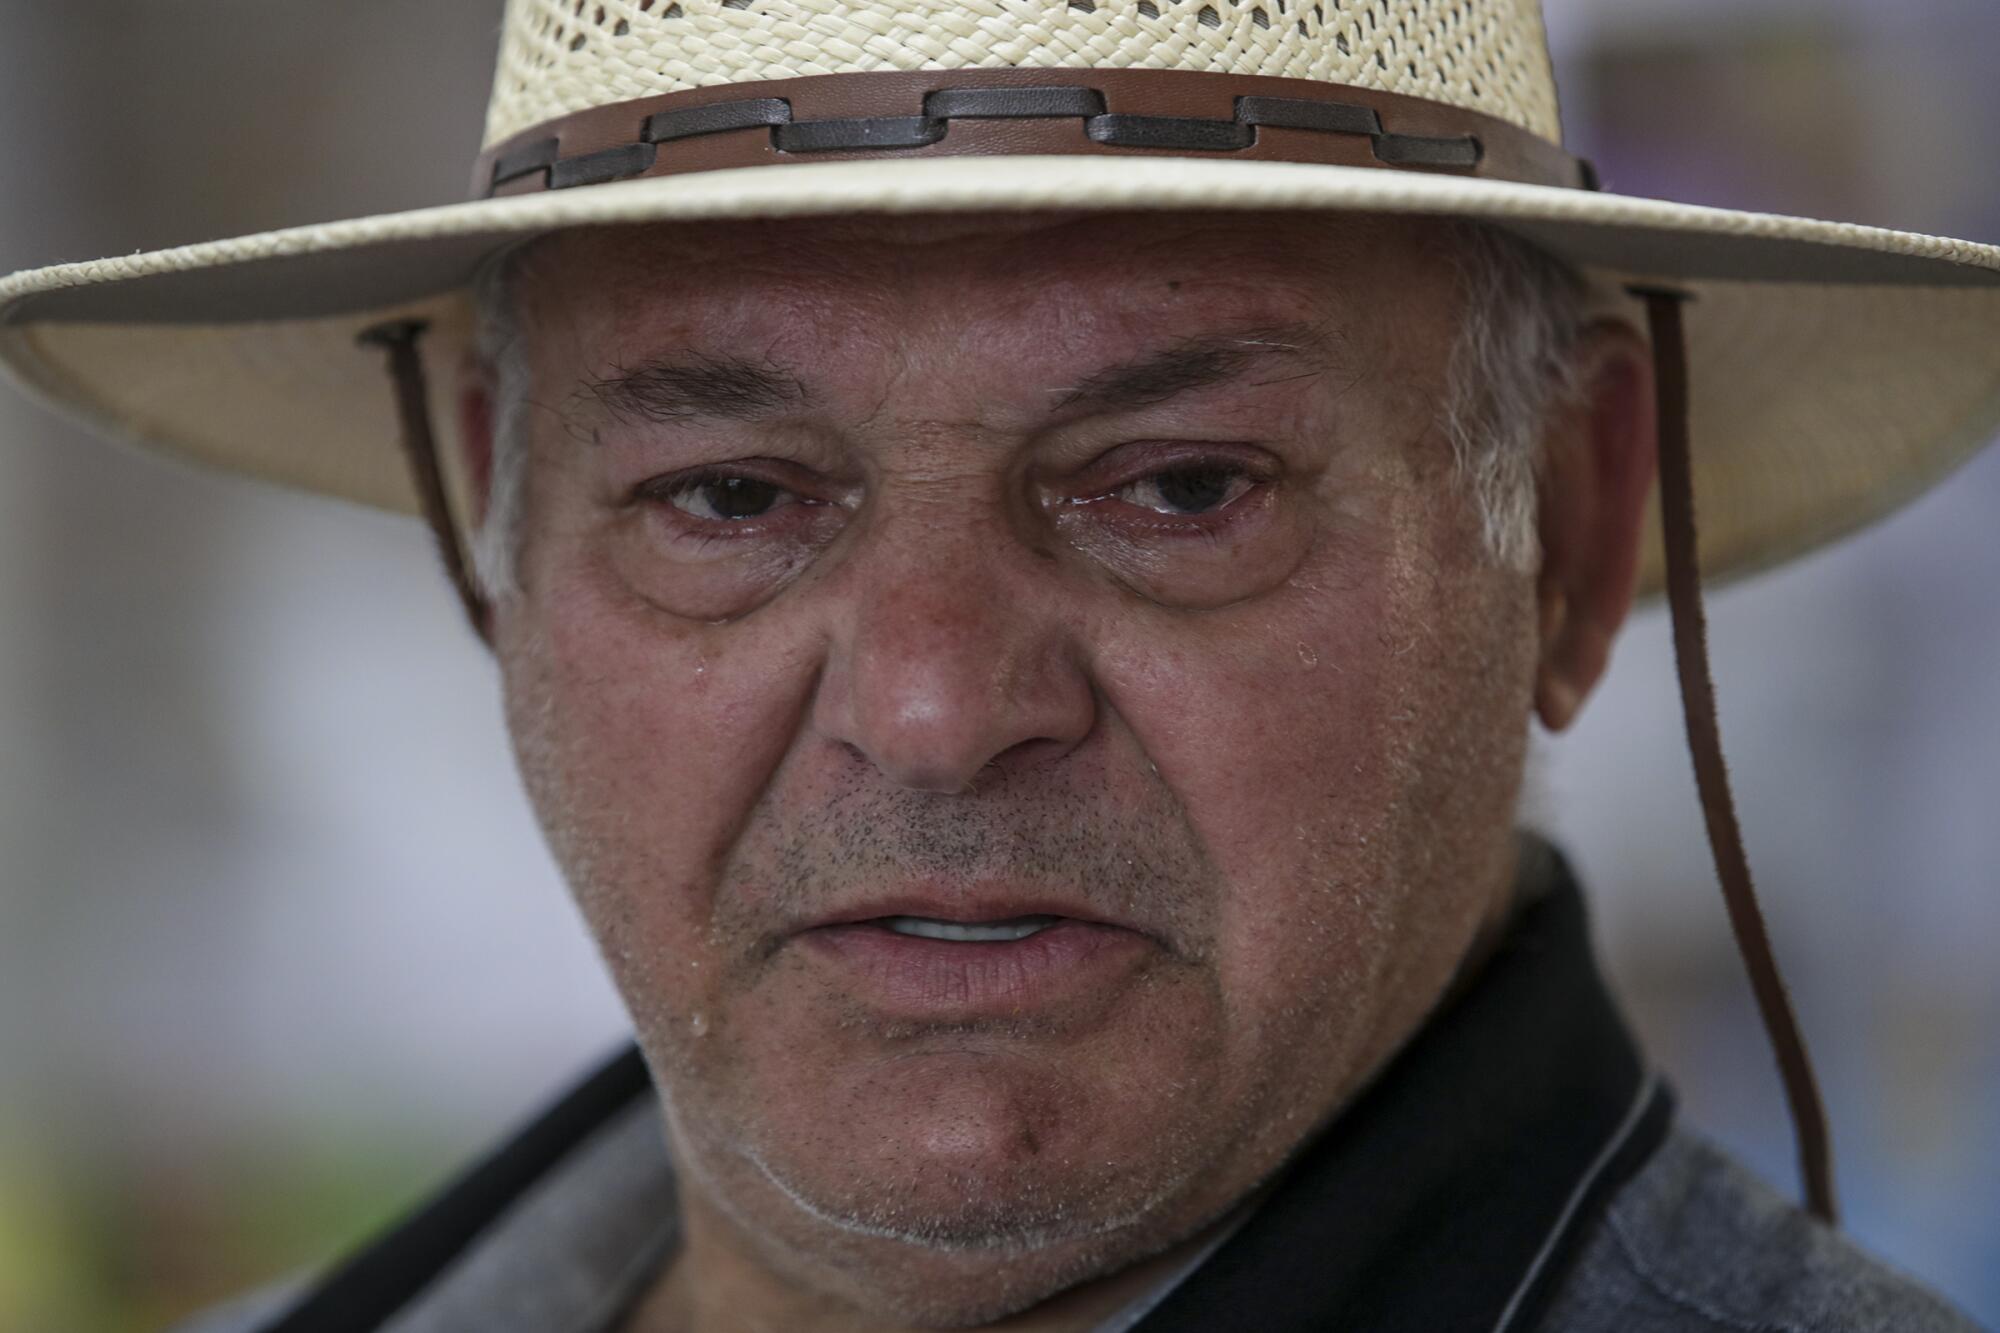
863;521;1012;711
815;496;1093;792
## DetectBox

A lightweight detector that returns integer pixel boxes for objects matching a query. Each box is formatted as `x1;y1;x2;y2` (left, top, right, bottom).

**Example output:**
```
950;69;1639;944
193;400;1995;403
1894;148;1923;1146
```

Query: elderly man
4;1;1997;1330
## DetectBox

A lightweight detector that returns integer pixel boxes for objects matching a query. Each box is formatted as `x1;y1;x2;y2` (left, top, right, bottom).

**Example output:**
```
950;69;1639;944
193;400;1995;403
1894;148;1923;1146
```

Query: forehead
505;210;1465;385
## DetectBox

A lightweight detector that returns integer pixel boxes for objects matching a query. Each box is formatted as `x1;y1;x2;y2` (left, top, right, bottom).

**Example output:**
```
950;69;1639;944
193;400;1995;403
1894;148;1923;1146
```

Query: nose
812;518;1096;793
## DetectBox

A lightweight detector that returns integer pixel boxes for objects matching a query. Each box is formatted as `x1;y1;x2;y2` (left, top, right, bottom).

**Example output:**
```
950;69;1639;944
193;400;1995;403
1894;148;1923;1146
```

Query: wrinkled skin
462;211;1654;1332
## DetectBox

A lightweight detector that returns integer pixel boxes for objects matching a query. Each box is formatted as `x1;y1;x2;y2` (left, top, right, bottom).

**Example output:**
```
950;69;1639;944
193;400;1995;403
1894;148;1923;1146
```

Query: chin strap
358;318;493;643
1635;286;1837;1225
353;290;1838;1224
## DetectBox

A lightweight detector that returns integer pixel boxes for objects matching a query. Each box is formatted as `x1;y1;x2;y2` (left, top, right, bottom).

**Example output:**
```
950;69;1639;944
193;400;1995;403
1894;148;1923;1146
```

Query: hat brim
4;154;1998;593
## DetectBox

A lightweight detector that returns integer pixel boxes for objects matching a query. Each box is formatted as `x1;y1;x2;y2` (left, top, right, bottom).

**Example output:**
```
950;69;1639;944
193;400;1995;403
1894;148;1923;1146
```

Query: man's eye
662;474;794;521
1114;464;1255;516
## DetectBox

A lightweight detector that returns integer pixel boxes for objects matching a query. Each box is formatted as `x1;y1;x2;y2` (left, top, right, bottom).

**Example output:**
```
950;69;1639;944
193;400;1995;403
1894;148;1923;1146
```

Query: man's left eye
1114;464;1255;516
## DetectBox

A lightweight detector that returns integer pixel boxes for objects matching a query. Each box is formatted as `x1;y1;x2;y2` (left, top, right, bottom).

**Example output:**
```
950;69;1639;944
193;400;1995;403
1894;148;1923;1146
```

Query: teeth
881;915;1060;942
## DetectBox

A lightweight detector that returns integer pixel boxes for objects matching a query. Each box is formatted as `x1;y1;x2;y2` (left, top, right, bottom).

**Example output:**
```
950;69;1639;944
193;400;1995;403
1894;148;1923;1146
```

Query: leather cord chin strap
355;291;1838;1225
358;319;494;643
1635;285;1837;1225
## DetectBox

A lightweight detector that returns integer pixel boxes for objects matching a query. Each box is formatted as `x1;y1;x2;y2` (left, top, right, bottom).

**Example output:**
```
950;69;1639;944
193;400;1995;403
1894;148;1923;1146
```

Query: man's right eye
652;472;799;522
1112;463;1257;518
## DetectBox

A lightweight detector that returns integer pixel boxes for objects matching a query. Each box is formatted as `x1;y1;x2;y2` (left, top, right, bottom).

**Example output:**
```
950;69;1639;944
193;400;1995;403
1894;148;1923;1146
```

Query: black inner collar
1134;837;1671;1332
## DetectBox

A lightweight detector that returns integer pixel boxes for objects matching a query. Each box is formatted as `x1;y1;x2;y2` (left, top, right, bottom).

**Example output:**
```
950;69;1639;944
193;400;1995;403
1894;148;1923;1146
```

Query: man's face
489;211;1542;1321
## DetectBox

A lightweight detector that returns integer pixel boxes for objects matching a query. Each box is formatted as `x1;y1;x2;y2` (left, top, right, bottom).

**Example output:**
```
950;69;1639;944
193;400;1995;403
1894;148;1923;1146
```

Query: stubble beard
634;767;1241;1259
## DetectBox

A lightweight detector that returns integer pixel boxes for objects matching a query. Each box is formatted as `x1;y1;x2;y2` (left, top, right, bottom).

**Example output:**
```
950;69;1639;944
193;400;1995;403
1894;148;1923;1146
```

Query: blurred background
0;1;1994;1328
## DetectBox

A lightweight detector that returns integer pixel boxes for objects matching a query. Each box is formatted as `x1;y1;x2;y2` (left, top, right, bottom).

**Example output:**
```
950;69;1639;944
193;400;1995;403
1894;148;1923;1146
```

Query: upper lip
799;889;1138;936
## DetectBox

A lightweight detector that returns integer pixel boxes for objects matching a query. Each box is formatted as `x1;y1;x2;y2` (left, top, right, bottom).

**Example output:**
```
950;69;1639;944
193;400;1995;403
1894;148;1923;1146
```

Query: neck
1443;829;1544;1006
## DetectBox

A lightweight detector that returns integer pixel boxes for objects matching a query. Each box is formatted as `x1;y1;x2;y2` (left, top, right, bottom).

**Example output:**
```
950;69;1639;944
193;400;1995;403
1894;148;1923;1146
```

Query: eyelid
1063;441;1280;502
630;458;847;508
639;464;775;501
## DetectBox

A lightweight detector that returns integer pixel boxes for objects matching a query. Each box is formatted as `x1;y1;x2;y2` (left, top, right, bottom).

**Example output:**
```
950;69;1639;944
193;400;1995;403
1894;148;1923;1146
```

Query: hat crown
486;0;1563;149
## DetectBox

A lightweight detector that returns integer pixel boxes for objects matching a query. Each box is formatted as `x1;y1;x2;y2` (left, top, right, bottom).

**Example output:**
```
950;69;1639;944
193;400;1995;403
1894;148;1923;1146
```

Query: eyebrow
571;320;1333;430
577;351;808;426
1047;321;1337;414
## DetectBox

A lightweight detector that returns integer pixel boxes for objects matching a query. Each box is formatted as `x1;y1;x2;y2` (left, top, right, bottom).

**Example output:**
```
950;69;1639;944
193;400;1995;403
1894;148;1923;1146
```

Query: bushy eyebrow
1047;321;1337;414
577;351;807;426
571;320;1330;431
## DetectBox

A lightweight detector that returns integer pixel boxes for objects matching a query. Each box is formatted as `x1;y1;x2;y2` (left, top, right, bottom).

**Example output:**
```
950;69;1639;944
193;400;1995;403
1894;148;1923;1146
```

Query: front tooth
883;916;1054;942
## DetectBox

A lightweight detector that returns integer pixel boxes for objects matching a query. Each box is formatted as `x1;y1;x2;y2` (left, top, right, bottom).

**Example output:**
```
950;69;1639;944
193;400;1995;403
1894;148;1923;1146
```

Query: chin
741;1136;1187;1255
672;1050;1238;1323
741;1173;1212;1329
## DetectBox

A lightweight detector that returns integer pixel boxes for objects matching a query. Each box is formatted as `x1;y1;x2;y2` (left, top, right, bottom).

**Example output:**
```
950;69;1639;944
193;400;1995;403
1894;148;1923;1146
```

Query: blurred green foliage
0;1129;458;1333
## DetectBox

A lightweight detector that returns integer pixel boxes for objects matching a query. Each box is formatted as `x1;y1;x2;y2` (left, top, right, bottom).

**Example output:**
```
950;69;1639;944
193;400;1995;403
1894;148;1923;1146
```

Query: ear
1533;319;1657;732
454;361;500;533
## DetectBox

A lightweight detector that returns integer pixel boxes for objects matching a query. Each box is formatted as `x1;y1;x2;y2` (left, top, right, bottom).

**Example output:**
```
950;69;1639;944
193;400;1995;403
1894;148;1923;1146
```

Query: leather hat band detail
473;68;1595;199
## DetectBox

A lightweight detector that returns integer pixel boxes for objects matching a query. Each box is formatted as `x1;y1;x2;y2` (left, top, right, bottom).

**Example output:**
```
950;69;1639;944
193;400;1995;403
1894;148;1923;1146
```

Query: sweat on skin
454;210;1656;1333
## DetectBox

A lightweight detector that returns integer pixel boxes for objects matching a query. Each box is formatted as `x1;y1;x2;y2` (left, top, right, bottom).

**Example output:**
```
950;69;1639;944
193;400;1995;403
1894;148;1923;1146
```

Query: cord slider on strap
1632;283;1837;1225
358;318;493;643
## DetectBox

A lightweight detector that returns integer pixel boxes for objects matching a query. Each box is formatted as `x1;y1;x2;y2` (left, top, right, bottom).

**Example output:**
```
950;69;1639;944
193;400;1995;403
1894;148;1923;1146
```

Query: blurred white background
0;2;1994;1328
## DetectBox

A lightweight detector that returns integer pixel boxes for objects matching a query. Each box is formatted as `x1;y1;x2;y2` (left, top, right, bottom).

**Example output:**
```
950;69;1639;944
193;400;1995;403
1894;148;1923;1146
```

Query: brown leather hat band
473;68;1595;200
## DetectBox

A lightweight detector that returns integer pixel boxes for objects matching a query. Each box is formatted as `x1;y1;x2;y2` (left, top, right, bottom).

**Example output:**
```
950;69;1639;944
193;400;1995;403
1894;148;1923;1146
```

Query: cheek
1093;561;1397;969
1086;509;1531;1081
498;552;819;1017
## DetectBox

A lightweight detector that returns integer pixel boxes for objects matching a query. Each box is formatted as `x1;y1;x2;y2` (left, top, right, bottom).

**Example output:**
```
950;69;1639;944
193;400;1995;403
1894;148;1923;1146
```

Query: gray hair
1433;221;1590;572
469;252;534;603
467;222;1587;599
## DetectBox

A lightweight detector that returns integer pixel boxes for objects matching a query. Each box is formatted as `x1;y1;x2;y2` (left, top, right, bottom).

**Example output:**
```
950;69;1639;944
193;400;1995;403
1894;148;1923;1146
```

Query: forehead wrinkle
520;219;1405;446
1046;319;1341;415
512;227;887;396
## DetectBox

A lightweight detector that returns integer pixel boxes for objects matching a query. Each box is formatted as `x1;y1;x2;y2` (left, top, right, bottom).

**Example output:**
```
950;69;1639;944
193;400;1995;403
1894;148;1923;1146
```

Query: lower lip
800;920;1150;1015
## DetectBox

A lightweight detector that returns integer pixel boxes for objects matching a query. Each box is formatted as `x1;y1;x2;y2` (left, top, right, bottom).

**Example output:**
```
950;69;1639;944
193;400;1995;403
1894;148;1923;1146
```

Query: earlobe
1532;319;1658;733
1533;588;1579;730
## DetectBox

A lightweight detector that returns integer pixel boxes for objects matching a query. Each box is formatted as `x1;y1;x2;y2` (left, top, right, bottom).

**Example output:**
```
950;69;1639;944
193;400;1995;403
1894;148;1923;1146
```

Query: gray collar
381;1096;676;1333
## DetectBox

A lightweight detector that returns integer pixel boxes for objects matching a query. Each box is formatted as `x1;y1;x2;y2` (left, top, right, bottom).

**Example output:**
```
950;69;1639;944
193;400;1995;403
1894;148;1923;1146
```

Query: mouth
801;891;1136;939
874;913;1063;943
797;905;1152;1018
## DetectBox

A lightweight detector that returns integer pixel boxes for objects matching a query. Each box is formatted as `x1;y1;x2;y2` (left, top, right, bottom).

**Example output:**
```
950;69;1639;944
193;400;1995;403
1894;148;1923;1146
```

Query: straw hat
0;0;1995;595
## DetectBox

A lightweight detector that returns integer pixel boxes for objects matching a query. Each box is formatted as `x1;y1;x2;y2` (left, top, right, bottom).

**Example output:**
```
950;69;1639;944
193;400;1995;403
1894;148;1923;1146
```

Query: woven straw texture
486;0;1563;146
